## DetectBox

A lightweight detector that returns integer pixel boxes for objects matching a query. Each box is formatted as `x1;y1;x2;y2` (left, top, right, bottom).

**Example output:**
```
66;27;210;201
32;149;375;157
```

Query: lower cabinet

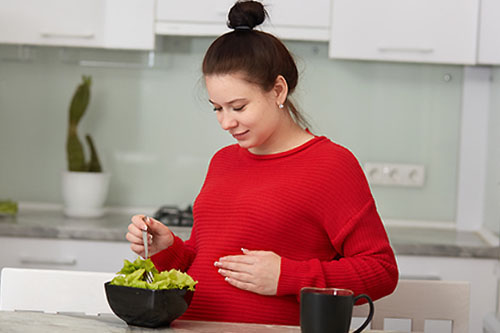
0;236;135;273
0;236;496;333
396;255;499;333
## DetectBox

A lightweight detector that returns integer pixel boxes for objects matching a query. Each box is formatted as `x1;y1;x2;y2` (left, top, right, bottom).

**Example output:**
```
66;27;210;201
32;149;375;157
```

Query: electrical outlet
363;162;425;187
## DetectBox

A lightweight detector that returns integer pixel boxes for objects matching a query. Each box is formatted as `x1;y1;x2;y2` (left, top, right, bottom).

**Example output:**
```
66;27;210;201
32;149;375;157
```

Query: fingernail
218;269;222;273
225;277;229;282
241;248;248;252
214;261;219;267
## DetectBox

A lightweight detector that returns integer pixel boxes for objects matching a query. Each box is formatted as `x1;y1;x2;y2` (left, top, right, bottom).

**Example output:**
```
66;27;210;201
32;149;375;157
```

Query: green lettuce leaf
110;257;197;291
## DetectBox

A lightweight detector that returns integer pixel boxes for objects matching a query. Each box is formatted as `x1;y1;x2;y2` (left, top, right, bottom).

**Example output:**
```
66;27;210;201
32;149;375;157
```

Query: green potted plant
61;76;110;218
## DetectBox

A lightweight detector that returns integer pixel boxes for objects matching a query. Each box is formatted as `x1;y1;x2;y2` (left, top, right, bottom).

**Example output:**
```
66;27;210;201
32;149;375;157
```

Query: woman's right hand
126;215;174;258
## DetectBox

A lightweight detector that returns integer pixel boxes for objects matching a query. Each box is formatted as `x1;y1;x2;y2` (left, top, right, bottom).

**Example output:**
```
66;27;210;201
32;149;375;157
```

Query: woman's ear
273;75;288;106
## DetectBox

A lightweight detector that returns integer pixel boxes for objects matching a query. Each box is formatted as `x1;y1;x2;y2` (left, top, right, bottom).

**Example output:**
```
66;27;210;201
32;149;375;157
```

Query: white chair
0;267;116;316
353;279;470;333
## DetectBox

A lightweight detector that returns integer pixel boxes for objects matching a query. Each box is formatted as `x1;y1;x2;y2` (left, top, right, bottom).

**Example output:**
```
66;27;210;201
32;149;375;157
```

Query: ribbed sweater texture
152;136;398;325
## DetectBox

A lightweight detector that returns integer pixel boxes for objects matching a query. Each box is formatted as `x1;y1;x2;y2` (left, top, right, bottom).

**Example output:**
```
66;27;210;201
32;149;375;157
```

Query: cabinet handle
77;51;156;69
377;47;434;54
40;32;95;39
79;60;150;69
400;274;441;280
20;256;77;266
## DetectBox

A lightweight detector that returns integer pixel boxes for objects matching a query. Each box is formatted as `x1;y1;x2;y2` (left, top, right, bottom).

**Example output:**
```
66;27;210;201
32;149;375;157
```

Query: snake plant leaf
69;76;91;125
66;128;86;172
66;75;103;173
85;134;102;172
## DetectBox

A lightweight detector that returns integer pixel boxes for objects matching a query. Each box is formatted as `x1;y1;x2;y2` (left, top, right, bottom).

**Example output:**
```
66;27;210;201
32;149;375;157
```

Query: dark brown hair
202;0;309;128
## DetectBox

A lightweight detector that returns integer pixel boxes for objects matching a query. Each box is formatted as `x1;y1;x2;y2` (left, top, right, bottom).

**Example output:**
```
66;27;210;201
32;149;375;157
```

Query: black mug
300;287;374;333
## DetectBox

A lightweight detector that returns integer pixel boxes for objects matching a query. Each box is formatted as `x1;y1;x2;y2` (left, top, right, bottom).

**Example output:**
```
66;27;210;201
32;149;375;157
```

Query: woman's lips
232;130;249;139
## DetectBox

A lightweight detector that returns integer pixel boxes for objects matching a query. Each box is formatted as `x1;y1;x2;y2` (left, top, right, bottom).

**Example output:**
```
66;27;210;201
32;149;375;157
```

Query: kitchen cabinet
478;0;500;64
0;0;155;50
329;0;480;65
0;236;135;273
396;255;498;333
155;0;330;41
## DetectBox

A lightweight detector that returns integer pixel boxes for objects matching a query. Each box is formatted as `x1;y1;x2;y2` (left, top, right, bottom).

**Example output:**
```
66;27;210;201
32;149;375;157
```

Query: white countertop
0;208;498;259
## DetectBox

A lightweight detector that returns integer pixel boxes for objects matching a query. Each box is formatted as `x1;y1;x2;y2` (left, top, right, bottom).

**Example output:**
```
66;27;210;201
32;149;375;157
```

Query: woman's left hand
215;249;281;295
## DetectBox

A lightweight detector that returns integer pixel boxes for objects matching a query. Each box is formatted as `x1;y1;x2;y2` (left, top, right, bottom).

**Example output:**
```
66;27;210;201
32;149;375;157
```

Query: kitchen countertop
0;311;408;333
0;209;498;259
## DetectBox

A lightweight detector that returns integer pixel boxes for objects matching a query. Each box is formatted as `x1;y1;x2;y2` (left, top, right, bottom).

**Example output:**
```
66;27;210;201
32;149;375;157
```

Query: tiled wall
0;37;467;223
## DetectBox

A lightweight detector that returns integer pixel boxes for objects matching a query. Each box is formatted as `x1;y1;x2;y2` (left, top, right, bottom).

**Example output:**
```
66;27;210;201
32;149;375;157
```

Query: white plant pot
62;171;111;218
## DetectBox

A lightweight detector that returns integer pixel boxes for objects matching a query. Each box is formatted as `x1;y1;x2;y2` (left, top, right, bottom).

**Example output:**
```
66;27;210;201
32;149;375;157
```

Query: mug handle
352;294;374;333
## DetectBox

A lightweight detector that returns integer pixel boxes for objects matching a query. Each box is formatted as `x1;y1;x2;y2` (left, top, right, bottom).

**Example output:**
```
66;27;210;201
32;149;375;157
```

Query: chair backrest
353;279;470;333
0;267;116;316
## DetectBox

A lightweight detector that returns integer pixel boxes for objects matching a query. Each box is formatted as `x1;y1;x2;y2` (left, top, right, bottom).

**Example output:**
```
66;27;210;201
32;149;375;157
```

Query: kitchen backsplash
484;67;500;234
0;36;489;225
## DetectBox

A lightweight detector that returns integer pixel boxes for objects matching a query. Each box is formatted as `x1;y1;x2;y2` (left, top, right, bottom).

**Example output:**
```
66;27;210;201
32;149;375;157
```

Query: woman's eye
213;106;222;112
233;105;245;111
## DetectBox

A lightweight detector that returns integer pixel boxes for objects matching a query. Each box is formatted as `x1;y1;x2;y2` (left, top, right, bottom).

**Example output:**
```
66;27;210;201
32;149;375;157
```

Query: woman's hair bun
227;0;267;30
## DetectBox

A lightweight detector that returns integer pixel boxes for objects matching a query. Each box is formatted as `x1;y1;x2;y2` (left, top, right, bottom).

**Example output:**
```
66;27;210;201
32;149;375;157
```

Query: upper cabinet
2;0;499;65
264;0;331;41
329;0;480;65
0;0;155;50
155;0;331;42
478;0;500;65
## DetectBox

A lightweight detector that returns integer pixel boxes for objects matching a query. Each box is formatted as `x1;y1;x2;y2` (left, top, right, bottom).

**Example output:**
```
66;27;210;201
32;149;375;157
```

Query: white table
0;310;408;333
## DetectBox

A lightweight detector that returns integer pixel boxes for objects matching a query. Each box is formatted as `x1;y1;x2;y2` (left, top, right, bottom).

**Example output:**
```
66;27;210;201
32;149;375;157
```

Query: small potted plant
62;75;110;218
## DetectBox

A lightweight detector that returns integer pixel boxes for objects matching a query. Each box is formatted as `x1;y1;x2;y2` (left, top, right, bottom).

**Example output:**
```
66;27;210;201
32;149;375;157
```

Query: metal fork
142;216;154;284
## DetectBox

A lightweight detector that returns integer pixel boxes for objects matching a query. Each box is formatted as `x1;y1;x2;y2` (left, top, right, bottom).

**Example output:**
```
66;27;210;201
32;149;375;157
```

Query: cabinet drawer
0;237;134;273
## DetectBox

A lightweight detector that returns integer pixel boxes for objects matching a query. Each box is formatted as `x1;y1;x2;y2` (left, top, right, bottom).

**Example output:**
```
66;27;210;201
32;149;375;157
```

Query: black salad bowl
104;282;194;328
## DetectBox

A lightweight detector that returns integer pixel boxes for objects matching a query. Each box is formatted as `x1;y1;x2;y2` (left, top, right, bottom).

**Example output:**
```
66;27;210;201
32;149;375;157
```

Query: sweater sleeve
150;226;197;273
277;198;398;302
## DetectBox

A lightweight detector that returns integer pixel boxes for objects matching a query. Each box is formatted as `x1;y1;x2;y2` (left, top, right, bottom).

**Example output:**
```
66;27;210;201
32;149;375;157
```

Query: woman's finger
126;231;143;245
215;260;253;273
217;268;253;283
224;276;254;292
218;254;256;264
127;222;144;238
131;214;148;230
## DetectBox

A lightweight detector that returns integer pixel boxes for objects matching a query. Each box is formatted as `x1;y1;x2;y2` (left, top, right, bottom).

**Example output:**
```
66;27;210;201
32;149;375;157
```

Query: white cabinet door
155;0;233;36
263;0;330;41
0;237;135;273
0;0;155;50
478;0;500;64
102;0;155;50
155;0;330;41
329;0;480;65
0;0;103;47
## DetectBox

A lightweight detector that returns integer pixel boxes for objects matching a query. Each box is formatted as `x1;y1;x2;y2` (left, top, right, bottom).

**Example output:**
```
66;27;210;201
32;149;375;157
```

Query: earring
278;103;284;109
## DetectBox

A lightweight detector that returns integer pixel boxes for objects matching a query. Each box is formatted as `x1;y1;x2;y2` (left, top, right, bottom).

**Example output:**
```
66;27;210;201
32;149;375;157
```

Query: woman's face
205;73;286;154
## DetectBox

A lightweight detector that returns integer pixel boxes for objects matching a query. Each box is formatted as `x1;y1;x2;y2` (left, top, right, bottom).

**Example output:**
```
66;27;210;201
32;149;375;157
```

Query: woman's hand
126;215;174;258
215;249;281;295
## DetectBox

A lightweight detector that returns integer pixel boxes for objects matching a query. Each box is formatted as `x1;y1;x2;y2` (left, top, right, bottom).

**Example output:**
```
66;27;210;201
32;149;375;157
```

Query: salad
110;257;197;291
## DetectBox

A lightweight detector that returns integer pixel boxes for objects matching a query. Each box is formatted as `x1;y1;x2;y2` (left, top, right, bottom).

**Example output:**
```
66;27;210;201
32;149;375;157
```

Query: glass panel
483;67;500;237
0;38;464;224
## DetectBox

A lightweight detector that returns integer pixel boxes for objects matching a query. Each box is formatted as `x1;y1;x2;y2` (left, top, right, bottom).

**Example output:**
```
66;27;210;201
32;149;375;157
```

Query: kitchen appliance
153;205;193;227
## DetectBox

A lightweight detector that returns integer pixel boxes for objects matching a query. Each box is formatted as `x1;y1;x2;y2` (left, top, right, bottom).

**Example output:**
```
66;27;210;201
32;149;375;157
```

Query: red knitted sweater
151;136;398;325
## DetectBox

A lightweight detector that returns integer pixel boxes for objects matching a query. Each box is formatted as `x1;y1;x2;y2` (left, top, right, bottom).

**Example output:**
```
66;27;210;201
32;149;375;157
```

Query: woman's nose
218;111;237;130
